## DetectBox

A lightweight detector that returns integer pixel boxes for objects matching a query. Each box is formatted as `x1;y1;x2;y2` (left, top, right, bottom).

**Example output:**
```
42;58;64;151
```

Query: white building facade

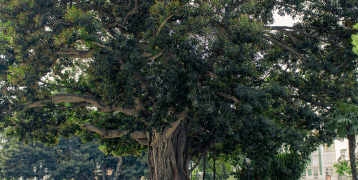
301;144;338;180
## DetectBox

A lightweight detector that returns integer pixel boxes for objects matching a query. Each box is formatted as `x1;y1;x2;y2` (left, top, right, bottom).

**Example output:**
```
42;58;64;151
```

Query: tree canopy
1;0;357;179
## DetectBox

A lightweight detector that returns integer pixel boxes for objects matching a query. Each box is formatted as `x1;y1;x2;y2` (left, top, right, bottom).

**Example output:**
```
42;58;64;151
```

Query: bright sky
271;11;348;161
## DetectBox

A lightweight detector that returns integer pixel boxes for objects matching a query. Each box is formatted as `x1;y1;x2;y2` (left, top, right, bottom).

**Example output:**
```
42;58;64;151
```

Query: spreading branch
91;42;113;51
156;14;173;37
286;95;330;109
262;35;307;61
334;59;349;70
51;102;90;110
226;0;251;15
121;0;138;27
81;124;148;145
266;26;335;42
25;93;138;116
48;19;72;26
190;139;215;172
207;71;219;78
135;42;150;50
163;107;189;139
56;47;93;59
216;92;239;103
147;50;164;61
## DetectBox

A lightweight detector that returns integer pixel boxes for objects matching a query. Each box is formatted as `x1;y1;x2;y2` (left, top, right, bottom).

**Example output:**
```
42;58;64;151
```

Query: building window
312;156;319;166
325;154;334;165
308;169;312;176
302;170;306;176
330;169;334;175
313;170;318;176
307;158;311;166
324;144;335;153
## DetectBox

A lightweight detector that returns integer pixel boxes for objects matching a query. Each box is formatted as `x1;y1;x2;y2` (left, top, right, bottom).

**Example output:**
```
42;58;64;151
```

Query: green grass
227;175;236;180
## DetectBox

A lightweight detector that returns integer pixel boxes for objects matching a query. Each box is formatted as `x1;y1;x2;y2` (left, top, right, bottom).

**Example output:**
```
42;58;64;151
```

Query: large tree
1;0;357;179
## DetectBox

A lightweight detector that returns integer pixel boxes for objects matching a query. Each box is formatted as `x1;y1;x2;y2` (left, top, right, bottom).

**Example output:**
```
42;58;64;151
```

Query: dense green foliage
1;0;358;179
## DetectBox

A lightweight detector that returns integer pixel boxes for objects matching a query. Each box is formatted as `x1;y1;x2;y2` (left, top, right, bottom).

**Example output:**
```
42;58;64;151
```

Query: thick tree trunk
147;123;191;180
347;134;357;180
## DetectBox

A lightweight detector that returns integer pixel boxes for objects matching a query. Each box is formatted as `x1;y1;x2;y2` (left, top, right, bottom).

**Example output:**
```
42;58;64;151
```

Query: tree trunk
147;123;191;180
348;134;357;180
213;144;216;180
222;163;226;180
102;158;107;180
113;156;123;180
65;139;75;160
203;153;207;180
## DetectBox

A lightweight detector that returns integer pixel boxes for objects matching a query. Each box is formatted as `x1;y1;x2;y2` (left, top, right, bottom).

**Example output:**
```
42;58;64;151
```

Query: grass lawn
227;175;236;180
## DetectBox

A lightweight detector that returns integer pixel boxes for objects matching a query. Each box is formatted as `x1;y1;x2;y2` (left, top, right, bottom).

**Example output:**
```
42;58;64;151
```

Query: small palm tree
329;103;358;180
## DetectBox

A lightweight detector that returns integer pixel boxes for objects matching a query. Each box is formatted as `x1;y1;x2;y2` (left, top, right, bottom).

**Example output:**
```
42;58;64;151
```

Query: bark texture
113;156;123;180
147;123;191;180
348;134;357;180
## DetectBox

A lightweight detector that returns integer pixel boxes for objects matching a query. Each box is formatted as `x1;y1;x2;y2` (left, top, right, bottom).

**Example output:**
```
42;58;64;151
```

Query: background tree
119;152;149;180
0;136;120;180
2;0;358;179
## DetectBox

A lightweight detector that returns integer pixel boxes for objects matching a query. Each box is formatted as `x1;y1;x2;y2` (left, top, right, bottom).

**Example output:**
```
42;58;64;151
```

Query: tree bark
213;144;216;180
102;159;107;180
65;139;75;160
147;123;191;180
348;134;357;180
222;163;226;180
113;156;122;180
203;153;207;180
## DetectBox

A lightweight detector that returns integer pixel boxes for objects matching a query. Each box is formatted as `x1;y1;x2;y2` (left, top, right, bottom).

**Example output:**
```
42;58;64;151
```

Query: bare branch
216;92;239;103
262;35;307;61
156;14;173;37
56;47;93;59
226;0;251;15
121;0;138;27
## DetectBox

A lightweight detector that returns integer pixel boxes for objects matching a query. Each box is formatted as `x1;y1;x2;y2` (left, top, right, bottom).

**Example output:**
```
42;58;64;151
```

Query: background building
301;144;338;180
